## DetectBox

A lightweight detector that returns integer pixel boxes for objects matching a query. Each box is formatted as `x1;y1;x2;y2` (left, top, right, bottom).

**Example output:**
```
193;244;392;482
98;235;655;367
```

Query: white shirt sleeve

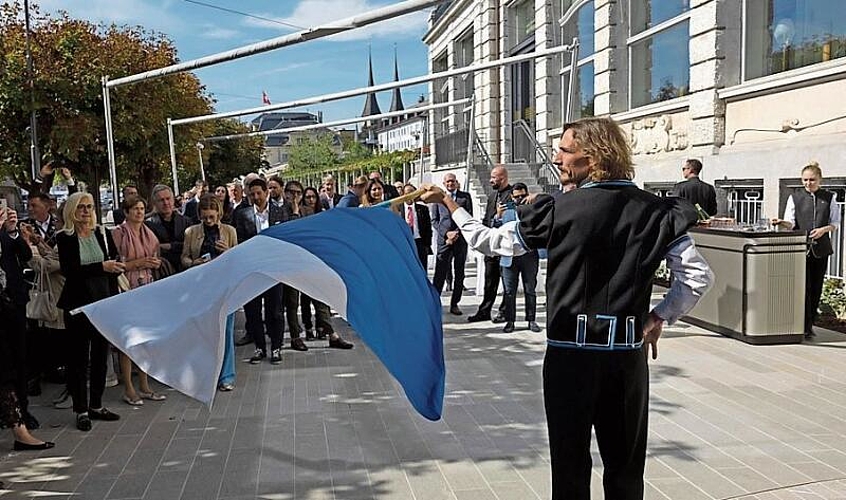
829;192;841;230
452;208;528;258
783;195;796;229
652;236;715;325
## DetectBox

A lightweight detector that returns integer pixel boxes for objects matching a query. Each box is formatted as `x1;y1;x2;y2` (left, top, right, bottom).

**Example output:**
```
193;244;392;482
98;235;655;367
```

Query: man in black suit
468;166;511;323
672;159;717;216
320;174;343;210
145;185;188;273
0;207;37;429
402;184;433;268
431;173;473;315
182;180;208;225
23;193;58;247
232;177;291;365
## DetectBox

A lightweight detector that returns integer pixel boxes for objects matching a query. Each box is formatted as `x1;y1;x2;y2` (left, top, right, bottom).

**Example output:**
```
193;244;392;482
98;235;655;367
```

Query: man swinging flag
77;207;446;420
262;90;271;105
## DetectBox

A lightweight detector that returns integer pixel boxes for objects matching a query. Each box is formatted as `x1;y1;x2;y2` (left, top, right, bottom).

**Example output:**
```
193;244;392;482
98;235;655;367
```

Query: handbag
101;225;131;293
26;263;59;322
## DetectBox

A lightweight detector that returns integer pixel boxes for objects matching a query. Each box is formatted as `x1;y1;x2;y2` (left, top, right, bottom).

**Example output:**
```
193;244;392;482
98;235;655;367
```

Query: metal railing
434;127;469;167
828;200;846;278
513;119;560;193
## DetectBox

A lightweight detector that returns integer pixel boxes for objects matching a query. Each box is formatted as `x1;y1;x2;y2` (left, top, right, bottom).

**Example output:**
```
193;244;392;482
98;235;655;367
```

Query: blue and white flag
78;208;446;420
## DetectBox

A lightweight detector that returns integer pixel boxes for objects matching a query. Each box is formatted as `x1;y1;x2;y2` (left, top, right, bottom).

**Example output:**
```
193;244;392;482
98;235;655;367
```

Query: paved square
2;264;845;499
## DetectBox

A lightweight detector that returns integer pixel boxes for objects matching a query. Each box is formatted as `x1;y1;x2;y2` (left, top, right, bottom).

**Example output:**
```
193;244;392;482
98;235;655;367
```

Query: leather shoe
449;306;462;316
76;413;91;432
234;335;253;347
492;314;507;324
328;337;354;349
291;338;308;352
528;321;542;333
89;408;120;421
14;440;55;451
467;313;490;323
502;322;515;333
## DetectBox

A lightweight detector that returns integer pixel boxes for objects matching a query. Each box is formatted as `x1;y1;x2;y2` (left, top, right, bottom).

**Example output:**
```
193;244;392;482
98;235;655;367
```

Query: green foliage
0;2;214;196
287;133;339;171
820;277;846;319
203;120;263;188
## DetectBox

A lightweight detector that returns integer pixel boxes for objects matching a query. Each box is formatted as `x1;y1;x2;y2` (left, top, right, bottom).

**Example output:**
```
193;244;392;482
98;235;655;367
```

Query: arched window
560;0;595;120
628;0;690;108
745;0;846;79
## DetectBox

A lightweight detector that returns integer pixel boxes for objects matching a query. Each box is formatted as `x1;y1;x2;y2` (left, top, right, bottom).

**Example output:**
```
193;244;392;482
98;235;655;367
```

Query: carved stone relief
630;114;689;155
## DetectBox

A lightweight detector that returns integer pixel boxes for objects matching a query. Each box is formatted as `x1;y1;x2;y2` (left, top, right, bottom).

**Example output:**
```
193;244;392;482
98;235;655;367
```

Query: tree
203;119;264;188
0;2;214;198
287;133;339;171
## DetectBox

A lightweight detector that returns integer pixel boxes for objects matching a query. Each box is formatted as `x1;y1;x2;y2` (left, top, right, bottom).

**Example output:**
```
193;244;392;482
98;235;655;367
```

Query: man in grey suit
431;173;473;315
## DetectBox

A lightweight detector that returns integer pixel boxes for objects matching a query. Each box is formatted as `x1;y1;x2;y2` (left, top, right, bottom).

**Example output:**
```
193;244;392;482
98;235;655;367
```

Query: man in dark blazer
145;185;189;274
672;159;717;216
431;173;473;315
232;177;291;364
468;166;512;323
320;174;344;210
0;207;36;428
401;184;433;268
22;193;58;247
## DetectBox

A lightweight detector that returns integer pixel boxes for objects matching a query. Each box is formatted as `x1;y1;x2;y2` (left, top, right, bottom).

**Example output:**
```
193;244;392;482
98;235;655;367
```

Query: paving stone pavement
1;264;846;499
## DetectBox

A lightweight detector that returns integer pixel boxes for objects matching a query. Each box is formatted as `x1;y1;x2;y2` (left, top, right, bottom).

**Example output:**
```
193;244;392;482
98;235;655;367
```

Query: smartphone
504;200;515;210
0;198;7;211
201;253;212;262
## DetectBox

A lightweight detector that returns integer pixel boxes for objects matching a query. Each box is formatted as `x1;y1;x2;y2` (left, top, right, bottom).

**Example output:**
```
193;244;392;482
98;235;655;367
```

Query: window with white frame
560;0;595;121
454;29;474;130
628;0;690;109
744;0;846;80
511;0;536;49
432;51;449;135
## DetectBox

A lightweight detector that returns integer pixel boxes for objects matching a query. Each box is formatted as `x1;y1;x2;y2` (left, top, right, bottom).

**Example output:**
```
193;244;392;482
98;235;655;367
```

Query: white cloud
245;0;430;42
200;25;240;40
254;61;315;77
35;0;181;32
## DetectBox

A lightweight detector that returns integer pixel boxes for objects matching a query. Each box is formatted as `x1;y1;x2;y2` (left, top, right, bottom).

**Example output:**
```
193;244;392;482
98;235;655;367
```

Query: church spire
389;45;405;113
361;47;382;118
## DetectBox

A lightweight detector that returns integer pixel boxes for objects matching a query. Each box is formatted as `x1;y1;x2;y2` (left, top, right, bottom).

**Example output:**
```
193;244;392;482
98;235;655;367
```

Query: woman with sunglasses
56;192;124;431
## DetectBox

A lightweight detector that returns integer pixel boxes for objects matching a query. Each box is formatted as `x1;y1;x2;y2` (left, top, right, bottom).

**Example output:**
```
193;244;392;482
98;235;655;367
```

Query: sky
34;0;435;125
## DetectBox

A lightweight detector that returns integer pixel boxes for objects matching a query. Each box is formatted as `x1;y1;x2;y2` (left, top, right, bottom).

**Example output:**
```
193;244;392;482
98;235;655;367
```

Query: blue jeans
501;251;539;322
218;313;236;386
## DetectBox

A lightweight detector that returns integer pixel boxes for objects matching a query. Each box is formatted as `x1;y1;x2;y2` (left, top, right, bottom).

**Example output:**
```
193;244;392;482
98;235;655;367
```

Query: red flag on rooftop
262;91;271;105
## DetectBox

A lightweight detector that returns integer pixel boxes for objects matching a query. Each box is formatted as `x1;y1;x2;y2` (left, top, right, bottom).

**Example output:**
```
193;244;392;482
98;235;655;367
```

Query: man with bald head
467;165;512;322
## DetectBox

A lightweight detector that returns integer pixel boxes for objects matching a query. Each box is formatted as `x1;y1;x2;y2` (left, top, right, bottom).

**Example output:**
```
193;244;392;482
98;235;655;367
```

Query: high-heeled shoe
14;440;55;451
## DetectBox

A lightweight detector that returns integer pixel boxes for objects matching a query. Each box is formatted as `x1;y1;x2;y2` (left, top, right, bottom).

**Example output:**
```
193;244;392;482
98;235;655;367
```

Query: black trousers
432;239;468;308
476;255;502;317
244;284;284;351
282;285;302;339
413;239;430;270
8;307;29;415
543;347;649;500
302;295;336;336
806;255;828;333
65;311;110;414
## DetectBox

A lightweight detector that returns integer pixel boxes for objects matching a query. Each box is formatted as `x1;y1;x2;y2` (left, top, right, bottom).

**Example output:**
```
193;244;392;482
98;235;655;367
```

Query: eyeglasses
76;204;94;211
304;194;317;199
285;189;303;195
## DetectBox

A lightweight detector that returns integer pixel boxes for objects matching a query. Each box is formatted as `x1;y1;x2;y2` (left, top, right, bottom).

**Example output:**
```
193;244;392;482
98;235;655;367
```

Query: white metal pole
565;38;580;122
101;77;119;209
106;0;444;89
171;44;576;127
203;99;470;143
463;95;476;192
197;143;206;182
167;119;180;196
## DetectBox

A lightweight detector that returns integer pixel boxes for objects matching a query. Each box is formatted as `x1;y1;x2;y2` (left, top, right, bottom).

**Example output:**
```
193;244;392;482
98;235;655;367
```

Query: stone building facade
425;0;846;274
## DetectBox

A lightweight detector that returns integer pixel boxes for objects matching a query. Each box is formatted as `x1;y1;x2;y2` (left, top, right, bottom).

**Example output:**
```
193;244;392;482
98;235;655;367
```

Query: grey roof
389;50;405;113
362;51;382;118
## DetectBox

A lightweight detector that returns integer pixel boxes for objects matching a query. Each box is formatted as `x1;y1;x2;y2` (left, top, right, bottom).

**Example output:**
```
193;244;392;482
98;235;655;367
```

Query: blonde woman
181;195;239;390
56;192;124;431
112;195;166;405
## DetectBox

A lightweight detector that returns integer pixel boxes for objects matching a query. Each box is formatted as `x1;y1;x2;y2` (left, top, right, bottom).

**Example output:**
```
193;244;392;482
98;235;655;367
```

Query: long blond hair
563;117;634;182
61;192;97;235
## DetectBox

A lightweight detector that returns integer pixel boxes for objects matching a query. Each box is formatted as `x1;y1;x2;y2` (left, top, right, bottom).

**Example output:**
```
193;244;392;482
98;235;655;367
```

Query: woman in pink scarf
111;195;167;406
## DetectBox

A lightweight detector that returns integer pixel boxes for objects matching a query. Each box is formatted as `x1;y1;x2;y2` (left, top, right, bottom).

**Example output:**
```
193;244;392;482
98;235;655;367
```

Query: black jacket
672;177;717;216
145;212;189;272
56;228;119;311
232;202;292;243
0;230;33;305
483;185;513;228
404;202;433;248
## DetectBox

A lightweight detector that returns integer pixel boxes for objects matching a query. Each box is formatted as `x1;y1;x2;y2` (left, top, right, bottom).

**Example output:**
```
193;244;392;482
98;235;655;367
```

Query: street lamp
196;142;205;181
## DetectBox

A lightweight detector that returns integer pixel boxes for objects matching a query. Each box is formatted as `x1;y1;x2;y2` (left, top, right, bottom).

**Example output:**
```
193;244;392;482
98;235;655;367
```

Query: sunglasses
76;204;94;211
